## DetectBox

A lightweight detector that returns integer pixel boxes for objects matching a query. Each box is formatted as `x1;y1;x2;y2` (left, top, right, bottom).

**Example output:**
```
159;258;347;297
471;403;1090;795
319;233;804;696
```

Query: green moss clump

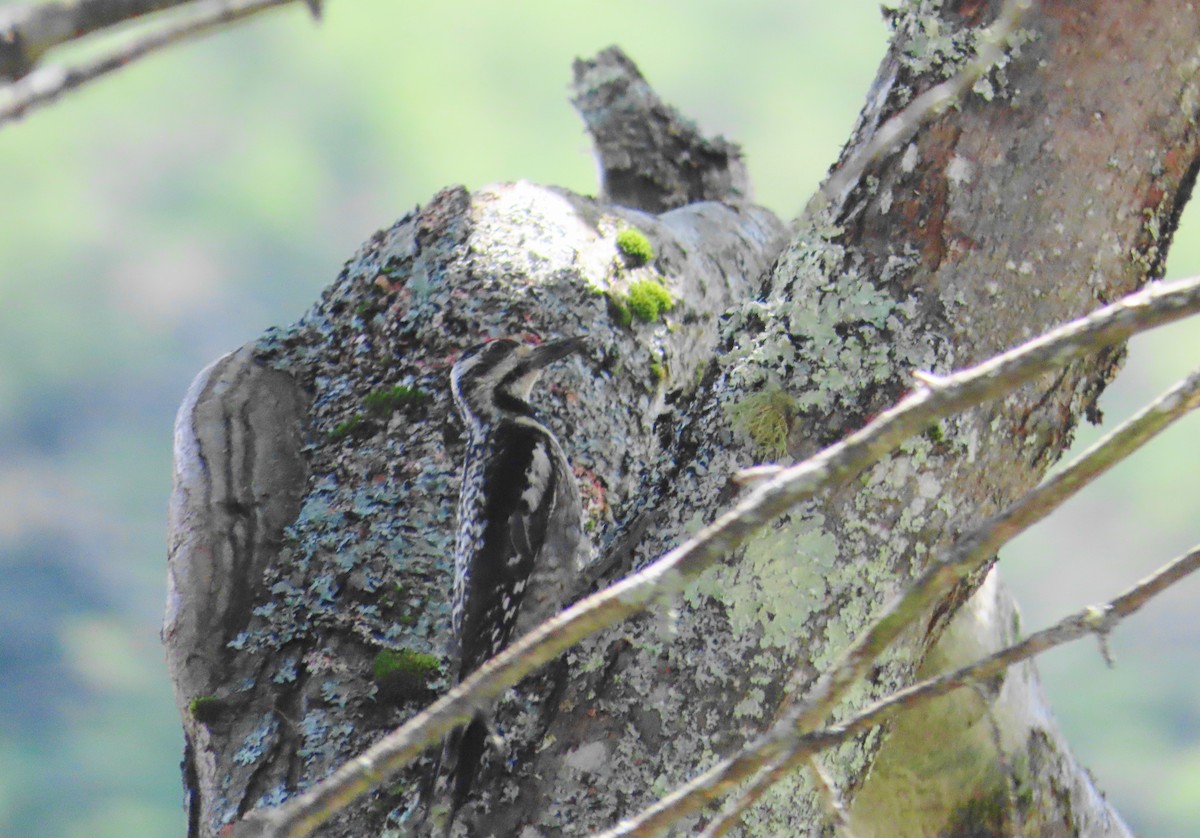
626;279;674;322
649;359;665;385
373;649;440;688
606;292;633;328
924;421;945;442
363;385;428;417
188;695;224;724
615;227;654;265
727;387;795;459
328;413;369;441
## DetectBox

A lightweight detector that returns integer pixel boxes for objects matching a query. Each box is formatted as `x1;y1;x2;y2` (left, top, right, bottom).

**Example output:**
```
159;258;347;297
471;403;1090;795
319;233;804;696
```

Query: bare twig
606;361;1200;835
804;755;856;838
688;542;1200;838
808;0;1034;216
628;537;1200;830
698;755;787;838
802;542;1200;772
700;751;861;838
236;273;1200;837
0;0;309;127
0;0;199;80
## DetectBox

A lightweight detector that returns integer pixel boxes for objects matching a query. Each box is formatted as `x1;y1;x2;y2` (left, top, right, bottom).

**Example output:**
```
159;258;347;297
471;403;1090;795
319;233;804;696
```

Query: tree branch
0;0;198;80
810;0;1033;216
0;0;311;127
607;358;1200;835
234;272;1200;838
697;542;1200;838
571;45;749;212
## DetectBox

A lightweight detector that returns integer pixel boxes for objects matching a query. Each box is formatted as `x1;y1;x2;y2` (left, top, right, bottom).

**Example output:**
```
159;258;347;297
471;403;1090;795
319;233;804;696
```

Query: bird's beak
527;337;587;369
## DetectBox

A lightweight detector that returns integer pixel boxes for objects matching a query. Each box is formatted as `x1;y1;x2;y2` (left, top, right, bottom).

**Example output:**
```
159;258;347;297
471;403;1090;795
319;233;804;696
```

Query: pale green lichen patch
720;225;934;437
684;512;838;651
685;207;973;824
883;0;1039;105
737;765;819;834
733;687;766;719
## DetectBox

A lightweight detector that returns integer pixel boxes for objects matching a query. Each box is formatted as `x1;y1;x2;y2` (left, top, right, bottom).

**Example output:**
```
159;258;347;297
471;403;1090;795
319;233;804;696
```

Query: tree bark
165;2;1200;836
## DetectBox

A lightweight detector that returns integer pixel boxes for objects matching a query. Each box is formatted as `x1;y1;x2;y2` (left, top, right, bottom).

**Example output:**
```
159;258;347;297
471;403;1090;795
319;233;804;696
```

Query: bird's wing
507;433;556;565
458;426;558;676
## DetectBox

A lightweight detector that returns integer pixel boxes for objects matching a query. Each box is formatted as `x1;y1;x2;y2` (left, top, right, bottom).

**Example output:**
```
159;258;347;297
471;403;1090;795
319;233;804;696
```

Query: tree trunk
165;2;1200;835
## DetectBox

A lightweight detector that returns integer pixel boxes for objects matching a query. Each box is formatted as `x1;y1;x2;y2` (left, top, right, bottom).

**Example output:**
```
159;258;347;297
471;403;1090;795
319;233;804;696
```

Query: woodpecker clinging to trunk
439;336;588;816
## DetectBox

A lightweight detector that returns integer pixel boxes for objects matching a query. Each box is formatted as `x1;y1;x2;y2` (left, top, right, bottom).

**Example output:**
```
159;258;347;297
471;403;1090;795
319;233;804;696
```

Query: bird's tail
448;713;490;815
418;713;490;835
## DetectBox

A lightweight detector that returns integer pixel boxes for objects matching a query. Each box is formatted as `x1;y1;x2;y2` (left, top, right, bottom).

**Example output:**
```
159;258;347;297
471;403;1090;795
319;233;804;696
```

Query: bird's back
452;415;582;678
436;336;587;824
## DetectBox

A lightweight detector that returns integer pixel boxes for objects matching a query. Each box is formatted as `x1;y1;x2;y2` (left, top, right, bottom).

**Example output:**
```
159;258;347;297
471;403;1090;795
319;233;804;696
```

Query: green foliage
604;291;633;328
615;227;655;265
188;695;224;724
606;292;633;327
607;280;673;326
727;386;795;459
626;279;674;322
372;649;441;700
328;413;369;441
363;384;428;417
373;649;440;685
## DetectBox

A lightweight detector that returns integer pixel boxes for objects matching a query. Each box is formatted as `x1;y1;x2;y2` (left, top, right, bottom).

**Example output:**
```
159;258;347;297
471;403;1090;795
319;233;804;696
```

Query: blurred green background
1;1;1197;835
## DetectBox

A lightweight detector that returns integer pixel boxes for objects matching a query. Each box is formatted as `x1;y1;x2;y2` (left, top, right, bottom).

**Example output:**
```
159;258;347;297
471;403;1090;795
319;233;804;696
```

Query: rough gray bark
165;2;1200;836
165;175;786;834
571;46;750;213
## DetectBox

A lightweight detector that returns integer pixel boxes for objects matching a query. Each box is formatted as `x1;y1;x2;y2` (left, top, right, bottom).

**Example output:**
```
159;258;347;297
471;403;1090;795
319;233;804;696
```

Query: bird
438;336;588;819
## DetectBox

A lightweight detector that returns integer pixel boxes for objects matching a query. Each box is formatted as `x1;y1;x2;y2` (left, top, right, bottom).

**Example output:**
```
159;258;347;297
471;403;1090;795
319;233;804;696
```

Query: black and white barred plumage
441;337;587;813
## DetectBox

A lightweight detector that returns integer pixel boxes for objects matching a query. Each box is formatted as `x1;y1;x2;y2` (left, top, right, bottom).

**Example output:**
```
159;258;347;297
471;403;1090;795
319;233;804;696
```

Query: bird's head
450;337;585;428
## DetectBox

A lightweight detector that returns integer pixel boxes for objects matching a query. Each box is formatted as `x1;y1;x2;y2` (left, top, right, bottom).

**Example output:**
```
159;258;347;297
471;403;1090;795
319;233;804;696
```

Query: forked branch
236;274;1200;838
0;0;314;127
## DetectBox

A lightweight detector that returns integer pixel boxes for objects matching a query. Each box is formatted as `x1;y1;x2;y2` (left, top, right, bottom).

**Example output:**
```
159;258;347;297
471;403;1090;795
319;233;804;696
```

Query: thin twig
807;0;1033;216
630;543;1200;838
235;274;1200;838
606;362;1200;836
687;541;1200;837
698;756;786;838
0;0;307;127
795;542;1200;773
0;1;204;81
805;755;856;837
701;752;860;838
